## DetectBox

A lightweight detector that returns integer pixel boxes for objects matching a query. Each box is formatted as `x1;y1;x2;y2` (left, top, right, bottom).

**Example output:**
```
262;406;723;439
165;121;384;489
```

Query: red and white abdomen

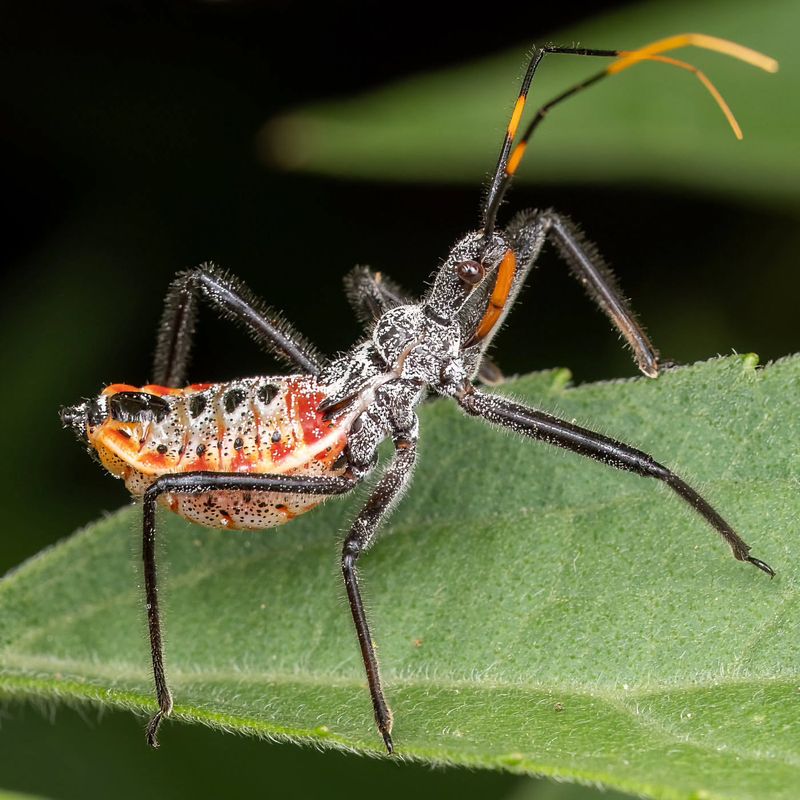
87;376;350;530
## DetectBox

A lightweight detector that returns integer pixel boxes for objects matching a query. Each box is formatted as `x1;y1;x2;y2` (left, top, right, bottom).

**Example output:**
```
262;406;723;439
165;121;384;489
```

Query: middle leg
343;265;413;326
341;428;418;754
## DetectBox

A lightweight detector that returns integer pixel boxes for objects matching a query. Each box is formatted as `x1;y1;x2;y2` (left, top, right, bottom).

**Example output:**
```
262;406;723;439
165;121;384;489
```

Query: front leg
341;427;418;754
141;471;359;747
153;263;326;386
456;386;773;576
539;210;660;377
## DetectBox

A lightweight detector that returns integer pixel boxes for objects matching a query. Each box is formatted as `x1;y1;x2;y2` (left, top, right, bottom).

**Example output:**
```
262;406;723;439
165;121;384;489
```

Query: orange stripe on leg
507;95;527;139
469;249;517;345
507;142;527;176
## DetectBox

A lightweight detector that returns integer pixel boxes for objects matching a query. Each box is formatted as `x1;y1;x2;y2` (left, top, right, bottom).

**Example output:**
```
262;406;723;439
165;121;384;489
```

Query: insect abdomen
88;376;349;530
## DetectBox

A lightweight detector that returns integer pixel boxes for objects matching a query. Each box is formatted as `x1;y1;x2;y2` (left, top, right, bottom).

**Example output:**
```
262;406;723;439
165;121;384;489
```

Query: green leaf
1;354;799;800
261;0;797;204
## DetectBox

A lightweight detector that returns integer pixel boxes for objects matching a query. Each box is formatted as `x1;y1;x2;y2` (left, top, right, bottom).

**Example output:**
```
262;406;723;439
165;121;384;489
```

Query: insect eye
455;260;485;286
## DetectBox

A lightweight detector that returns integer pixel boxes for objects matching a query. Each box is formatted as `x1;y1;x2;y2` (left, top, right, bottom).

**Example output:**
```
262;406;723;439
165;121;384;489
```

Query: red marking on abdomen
95;376;352;529
270;436;295;463
230;447;255;472
287;380;330;446
139;452;170;469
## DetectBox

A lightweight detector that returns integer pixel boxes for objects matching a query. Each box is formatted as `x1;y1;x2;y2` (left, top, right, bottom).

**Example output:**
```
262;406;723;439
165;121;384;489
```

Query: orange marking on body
183;455;209;472
469;249;517;345
275;503;298;521
265;383;293;463
230;446;255;473
219;511;233;529
108;428;135;448
290;382;348;466
104;383;184;399
139;451;170;470
103;383;139;396
507;95;527;139
315;446;333;462
188;382;213;392
141;384;183;396
506;142;527;176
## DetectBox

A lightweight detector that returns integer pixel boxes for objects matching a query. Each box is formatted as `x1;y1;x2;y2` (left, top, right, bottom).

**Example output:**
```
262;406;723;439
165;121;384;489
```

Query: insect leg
456;387;774;576
536;209;660;377
153;263;326;386
343;266;413;326
141;471;359;748
341;429;418;754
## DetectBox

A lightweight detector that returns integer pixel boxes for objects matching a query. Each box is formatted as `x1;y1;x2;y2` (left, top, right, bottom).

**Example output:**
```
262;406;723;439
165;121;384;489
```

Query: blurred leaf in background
262;0;795;203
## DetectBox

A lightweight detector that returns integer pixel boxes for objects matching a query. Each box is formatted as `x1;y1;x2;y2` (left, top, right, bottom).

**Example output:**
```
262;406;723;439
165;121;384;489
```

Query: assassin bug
60;33;778;754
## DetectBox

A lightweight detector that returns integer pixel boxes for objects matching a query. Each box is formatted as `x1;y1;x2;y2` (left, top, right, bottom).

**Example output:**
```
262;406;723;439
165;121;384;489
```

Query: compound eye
456;259;485;286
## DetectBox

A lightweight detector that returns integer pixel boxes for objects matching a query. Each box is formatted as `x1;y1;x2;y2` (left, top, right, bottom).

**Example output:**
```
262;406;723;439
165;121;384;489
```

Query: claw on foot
747;555;775;578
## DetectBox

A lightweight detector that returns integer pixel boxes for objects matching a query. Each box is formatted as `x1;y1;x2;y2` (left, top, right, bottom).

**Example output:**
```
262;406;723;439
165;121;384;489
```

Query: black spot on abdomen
110;392;170;423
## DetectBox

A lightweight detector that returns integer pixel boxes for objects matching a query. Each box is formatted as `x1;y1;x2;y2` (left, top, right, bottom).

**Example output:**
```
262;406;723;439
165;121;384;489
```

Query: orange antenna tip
609;33;778;75
639;53;744;139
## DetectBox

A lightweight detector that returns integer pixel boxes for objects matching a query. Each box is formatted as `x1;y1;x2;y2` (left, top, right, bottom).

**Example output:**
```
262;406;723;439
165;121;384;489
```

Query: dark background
0;2;795;798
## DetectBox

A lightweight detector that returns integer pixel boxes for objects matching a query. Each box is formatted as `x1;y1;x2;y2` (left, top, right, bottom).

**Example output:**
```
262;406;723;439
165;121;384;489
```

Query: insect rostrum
60;34;777;753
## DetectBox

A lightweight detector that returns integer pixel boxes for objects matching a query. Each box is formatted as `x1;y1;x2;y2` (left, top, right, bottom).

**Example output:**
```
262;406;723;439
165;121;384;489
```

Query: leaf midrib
2;669;799;775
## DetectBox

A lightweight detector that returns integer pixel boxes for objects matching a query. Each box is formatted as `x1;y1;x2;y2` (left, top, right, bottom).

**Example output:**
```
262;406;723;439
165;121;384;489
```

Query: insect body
61;34;777;754
78;378;352;528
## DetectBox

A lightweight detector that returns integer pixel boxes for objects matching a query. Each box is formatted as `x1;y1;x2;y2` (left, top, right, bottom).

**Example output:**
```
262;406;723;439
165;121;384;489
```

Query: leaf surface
1;355;799;800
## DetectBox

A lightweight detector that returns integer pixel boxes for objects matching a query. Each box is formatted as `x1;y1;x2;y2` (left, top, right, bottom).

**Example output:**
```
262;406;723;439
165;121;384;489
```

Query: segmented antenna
482;33;778;238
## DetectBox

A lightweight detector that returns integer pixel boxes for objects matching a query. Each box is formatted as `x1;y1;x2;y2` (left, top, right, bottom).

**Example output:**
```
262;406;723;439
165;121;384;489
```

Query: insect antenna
482;34;778;238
